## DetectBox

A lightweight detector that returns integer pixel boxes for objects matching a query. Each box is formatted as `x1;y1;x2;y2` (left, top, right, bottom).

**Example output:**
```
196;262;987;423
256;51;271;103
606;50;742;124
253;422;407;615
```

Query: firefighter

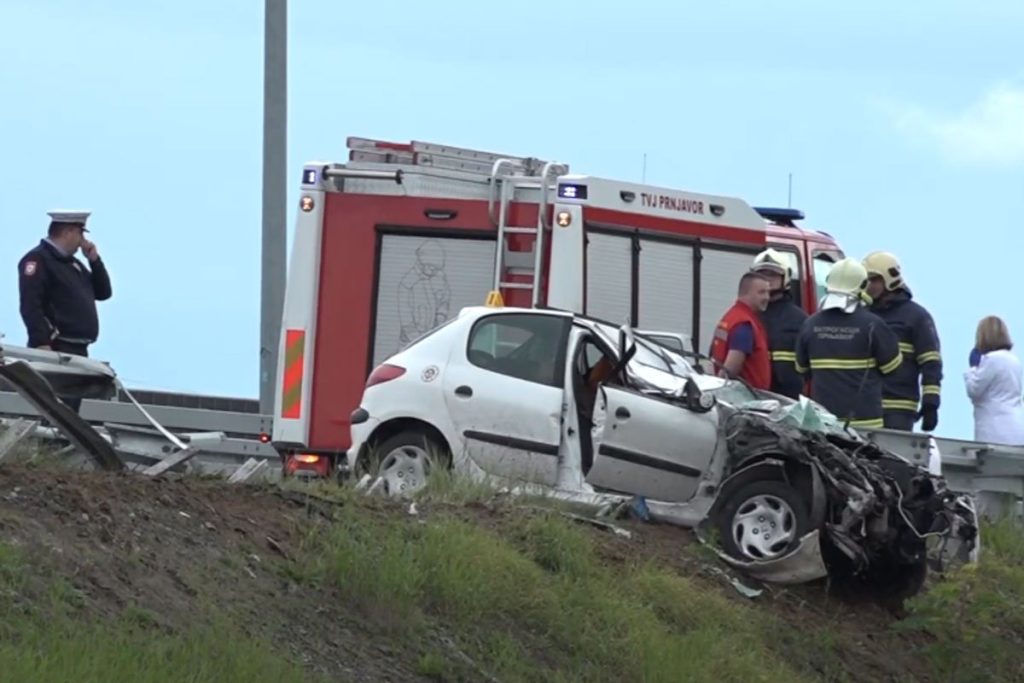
862;251;943;432
795;258;902;429
17;210;113;412
709;271;772;390
751;248;807;399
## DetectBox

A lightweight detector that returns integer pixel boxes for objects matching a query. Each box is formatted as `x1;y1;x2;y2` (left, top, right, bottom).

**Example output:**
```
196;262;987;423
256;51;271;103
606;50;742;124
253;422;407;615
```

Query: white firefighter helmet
751;248;791;289
820;258;869;312
862;251;905;292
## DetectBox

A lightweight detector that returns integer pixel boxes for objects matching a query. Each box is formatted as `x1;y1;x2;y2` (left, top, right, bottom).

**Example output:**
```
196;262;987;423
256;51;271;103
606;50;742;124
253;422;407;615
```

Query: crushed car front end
614;339;979;596
713;402;979;595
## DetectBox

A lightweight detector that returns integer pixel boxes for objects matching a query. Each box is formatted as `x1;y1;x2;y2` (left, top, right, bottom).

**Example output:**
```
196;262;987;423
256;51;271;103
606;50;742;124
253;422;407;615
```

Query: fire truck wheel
363;430;450;498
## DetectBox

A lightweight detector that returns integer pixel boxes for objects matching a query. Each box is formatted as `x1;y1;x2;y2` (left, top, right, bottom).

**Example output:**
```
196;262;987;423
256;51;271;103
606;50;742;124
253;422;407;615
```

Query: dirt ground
0;466;437;682
0;465;939;682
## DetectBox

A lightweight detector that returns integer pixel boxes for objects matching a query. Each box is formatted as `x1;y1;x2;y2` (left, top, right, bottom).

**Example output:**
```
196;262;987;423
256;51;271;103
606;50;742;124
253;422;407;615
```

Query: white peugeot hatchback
347;306;977;592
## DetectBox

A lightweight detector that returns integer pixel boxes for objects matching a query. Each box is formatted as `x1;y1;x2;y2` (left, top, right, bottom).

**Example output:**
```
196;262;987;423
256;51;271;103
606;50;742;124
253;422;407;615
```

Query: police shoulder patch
23;261;37;276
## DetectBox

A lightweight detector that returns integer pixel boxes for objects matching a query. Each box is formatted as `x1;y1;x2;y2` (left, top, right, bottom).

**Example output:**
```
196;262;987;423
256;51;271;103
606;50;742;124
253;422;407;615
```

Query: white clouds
888;82;1024;166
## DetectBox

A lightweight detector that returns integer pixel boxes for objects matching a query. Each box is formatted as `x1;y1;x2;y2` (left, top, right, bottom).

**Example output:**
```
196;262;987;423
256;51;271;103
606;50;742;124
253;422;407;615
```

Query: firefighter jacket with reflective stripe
794;307;902;429
710;300;772;390
760;295;808;399
870;290;943;414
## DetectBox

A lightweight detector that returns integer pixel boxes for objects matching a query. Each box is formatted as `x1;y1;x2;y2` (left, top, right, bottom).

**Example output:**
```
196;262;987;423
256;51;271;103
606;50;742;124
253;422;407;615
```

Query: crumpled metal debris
707;566;764;599
723;408;978;585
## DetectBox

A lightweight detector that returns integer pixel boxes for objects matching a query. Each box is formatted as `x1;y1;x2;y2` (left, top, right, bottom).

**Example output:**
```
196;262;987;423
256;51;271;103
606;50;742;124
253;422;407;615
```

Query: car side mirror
684;377;716;413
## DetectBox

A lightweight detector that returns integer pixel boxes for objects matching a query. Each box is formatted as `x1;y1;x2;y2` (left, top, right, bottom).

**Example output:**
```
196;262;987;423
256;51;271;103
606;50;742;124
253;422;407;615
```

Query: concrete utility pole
260;0;287;414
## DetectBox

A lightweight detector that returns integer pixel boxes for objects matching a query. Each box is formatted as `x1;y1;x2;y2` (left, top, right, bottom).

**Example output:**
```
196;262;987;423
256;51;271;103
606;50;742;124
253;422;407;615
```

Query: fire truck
271;137;846;477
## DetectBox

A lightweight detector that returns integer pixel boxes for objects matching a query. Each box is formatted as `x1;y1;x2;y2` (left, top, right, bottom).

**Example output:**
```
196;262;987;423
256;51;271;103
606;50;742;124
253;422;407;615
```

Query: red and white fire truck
271;137;846;477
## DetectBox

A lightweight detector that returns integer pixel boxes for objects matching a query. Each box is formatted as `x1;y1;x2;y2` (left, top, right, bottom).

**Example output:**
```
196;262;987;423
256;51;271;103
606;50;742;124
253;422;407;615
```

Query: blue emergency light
753;207;805;225
558;183;588;200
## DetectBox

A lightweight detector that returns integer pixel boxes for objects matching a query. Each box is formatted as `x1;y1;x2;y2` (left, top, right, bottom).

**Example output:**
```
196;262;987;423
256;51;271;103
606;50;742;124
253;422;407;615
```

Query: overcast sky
2;0;1022;442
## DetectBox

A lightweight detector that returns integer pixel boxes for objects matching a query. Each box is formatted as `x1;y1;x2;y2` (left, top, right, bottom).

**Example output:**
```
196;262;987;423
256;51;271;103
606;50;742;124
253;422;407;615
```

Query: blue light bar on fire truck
753;207;805;224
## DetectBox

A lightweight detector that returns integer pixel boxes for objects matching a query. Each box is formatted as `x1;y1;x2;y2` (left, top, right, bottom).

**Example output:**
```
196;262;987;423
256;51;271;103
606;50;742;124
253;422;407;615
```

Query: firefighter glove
919;405;939;432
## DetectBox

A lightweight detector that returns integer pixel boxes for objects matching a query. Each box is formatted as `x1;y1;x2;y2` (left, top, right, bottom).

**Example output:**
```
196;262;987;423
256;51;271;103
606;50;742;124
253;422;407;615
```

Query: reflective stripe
281;329;306;419
883;399;919;412
809;358;878;370
795;361;808;374
879;354;903;375
917;351;941;364
849;418;884;429
899;342;915;355
772;351;797;362
922;384;941;396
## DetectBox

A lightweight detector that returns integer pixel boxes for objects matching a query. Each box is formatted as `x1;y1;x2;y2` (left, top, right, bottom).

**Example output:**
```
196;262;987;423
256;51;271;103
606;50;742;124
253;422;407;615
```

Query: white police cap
47;210;91;231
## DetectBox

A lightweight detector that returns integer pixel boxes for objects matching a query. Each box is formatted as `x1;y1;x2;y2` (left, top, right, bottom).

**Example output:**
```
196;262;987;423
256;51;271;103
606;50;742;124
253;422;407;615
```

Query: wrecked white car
347;306;977;595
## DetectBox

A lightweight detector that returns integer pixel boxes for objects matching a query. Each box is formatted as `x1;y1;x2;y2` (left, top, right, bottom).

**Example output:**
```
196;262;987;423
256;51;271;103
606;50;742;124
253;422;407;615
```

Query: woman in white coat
964;316;1024;444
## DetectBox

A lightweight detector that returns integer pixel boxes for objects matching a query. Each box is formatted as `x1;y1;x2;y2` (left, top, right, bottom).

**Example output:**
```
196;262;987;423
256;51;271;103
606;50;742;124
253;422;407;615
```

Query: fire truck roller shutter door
373;235;497;366
638;240;695;337
586;232;632;324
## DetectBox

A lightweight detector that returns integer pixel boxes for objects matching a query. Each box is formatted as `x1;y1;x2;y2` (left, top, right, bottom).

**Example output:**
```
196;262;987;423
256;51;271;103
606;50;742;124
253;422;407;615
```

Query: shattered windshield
588;322;692;376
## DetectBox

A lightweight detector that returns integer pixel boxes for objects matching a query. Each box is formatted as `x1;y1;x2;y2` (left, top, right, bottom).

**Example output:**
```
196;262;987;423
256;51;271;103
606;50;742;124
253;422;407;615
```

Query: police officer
862;251;943;432
795;258;902;429
18;210;113;411
751;248;808;399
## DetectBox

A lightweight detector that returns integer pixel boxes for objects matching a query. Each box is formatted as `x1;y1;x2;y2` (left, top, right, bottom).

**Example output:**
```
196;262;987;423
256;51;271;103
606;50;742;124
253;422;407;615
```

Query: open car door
586;385;719;503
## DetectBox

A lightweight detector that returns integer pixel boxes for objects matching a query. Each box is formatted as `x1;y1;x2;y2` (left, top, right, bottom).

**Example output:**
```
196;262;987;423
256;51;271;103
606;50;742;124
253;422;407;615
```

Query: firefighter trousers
883;411;917;432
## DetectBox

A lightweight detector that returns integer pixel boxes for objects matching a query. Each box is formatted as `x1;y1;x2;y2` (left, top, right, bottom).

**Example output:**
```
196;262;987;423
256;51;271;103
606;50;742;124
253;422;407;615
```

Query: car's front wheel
363;430;449;497
716;480;810;562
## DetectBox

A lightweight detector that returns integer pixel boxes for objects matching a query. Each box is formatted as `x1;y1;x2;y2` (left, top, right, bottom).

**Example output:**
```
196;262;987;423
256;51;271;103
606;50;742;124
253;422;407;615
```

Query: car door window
468;314;568;387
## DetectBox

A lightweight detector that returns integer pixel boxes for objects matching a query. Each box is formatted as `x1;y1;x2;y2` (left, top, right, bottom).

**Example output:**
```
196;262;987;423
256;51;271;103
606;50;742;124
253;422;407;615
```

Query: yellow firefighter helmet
751;248;791;288
862;251;905;291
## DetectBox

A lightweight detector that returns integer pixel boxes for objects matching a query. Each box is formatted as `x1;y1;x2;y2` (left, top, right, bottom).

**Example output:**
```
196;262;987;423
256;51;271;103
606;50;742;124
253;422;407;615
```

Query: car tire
362;430;450;498
717;480;811;562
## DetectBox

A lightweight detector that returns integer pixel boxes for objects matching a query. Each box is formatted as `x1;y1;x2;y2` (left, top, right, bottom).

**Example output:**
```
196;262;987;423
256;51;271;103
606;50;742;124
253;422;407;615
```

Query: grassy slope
0;457;1022;682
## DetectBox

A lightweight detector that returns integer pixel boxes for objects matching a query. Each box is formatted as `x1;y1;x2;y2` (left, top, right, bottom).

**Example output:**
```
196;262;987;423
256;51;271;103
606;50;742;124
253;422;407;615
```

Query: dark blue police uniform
17;239;112;357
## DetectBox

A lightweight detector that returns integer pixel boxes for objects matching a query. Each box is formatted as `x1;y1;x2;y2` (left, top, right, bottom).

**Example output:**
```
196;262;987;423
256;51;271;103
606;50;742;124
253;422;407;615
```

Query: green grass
0;618;319;683
897;517;1024;683
306;504;812;683
0;541;323;683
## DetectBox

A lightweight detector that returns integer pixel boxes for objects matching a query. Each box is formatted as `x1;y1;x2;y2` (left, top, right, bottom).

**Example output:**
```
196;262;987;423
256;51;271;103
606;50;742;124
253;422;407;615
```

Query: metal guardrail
0;391;278;467
862;427;1024;519
0;391;272;439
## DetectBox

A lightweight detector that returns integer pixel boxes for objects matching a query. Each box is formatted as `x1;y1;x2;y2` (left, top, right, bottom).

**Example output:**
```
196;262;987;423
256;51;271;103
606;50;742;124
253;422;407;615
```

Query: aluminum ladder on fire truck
488;159;568;307
346;137;569;307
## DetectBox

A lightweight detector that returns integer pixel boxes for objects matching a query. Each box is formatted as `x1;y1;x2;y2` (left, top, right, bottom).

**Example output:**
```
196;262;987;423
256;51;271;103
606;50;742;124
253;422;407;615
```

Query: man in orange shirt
709;271;772;390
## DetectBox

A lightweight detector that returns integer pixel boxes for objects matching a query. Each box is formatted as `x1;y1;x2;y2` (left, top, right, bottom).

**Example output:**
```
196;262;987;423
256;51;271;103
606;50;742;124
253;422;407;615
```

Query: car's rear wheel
363;430;449;497
717;480;810;562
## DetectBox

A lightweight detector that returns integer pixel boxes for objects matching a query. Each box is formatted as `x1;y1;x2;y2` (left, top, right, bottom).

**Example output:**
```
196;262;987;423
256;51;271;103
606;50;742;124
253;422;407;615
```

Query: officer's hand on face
919;405;939;432
80;238;99;262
